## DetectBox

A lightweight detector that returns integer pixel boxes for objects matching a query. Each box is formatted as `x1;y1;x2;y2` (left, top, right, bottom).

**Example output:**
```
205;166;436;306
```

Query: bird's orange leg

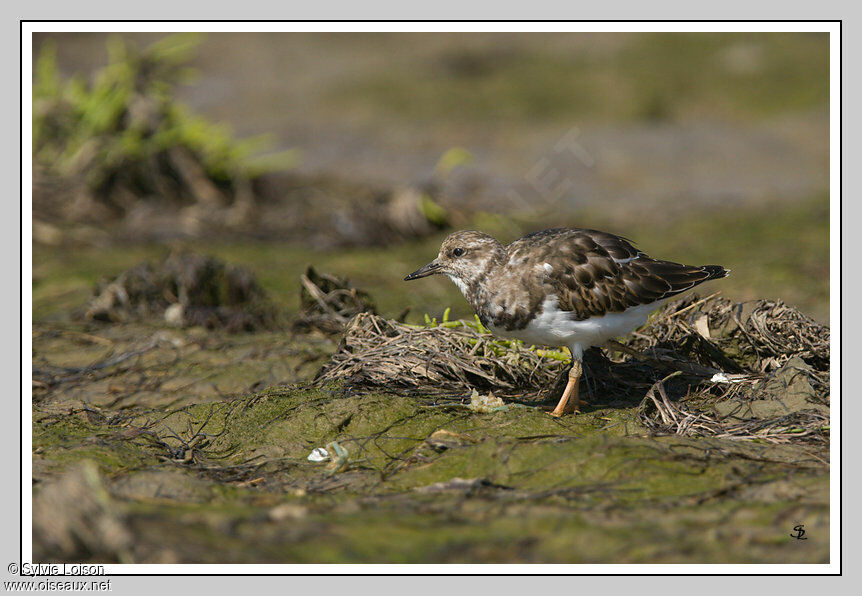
550;359;582;417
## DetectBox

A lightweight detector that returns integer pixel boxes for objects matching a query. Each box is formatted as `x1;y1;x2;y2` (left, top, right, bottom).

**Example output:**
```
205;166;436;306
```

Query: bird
404;228;728;416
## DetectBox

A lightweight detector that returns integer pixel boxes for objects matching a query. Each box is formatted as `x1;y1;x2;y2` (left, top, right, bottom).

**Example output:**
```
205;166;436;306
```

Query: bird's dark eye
453;247;465;257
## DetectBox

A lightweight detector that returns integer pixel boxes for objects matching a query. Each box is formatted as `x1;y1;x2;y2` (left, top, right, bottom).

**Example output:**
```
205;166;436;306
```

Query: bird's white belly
487;296;663;358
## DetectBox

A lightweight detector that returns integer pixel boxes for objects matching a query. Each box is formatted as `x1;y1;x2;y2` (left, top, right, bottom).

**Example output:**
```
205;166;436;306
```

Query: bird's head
404;230;506;289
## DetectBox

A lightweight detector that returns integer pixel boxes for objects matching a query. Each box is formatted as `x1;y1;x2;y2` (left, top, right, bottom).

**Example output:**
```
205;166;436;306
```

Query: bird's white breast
446;274;470;296
487;295;664;359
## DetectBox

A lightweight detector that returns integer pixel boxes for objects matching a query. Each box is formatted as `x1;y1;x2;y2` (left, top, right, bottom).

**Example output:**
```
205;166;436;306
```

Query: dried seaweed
82;251;282;332
315;311;569;395
628;295;829;445
316;294;830;445
638;368;829;446
629;294;829;374
292;266;377;335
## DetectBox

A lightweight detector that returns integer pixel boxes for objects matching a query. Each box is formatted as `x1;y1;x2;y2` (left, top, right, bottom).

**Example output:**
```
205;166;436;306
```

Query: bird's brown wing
507;228;727;320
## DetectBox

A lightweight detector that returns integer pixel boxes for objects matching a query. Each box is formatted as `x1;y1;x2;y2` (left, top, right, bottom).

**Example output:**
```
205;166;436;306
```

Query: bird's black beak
404;260;442;281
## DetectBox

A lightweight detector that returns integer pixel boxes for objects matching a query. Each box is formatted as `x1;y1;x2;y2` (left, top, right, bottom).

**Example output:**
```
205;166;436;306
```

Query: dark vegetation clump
292;266;377;335
317;294;830;445
83;251;282;332
632;295;830;444
32;34;294;233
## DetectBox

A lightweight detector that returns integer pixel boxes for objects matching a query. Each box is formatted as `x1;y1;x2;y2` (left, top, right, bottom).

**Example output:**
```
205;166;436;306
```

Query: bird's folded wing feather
507;228;720;320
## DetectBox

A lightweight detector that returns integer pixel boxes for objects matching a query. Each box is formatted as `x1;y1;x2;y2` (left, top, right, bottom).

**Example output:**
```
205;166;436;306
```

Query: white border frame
21;20;841;575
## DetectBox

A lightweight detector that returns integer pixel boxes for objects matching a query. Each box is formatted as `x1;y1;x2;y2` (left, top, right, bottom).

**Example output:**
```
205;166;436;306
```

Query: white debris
268;503;308;521
153;331;185;348
307;447;330;462
694;314;711;339
164;303;185;327
710;372;750;384
469;389;506;413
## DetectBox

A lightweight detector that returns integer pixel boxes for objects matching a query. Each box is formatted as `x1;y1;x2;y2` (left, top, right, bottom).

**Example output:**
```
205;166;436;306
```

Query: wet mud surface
32;307;829;564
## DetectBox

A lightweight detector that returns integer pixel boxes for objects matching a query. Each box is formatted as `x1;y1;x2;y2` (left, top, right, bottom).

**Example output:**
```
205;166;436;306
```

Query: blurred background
32;31;829;323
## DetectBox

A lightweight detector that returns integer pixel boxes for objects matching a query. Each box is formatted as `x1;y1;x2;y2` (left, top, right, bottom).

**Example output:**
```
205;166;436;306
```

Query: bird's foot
548;405;581;417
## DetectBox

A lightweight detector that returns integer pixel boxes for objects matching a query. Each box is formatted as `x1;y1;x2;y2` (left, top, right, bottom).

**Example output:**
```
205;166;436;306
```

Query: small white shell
710;373;750;384
307;447;330;462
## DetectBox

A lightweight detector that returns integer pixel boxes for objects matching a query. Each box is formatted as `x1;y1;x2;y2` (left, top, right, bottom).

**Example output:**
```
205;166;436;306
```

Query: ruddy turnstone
404;228;728;416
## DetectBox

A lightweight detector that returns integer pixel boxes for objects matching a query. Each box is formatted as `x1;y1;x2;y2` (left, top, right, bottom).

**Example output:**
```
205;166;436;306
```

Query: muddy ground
31;258;829;565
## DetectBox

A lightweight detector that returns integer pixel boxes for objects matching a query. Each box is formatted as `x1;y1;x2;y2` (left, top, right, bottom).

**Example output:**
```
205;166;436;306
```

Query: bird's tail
701;265;730;280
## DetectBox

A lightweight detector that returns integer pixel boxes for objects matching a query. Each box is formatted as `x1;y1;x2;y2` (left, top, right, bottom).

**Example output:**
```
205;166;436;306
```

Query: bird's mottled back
506;228;726;320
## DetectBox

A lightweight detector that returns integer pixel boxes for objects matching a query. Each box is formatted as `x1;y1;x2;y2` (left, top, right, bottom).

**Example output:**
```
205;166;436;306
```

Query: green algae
32;367;830;563
33;409;160;479
31;232;830;564
31;311;831;563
